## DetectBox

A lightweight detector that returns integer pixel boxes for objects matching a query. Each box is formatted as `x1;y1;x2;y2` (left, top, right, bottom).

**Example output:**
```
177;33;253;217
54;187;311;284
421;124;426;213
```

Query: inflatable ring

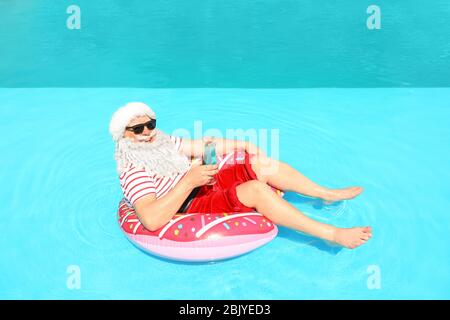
117;191;283;262
117;150;284;262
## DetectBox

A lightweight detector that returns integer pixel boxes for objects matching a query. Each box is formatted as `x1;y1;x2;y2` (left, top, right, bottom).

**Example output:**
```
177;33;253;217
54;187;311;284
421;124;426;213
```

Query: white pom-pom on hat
109;102;156;141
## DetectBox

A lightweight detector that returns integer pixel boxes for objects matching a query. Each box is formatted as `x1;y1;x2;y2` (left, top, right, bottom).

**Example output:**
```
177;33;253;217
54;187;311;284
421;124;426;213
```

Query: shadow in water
276;226;342;255
283;191;344;210
274;191;343;255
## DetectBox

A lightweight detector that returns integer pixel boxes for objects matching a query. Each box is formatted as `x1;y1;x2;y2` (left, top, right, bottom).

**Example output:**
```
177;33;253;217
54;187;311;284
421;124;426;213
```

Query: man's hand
184;160;219;188
203;136;215;145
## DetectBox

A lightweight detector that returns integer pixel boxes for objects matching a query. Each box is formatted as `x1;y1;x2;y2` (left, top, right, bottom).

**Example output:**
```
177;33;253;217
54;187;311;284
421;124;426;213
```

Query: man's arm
214;138;259;155
133;160;218;231
134;178;195;231
179;137;263;158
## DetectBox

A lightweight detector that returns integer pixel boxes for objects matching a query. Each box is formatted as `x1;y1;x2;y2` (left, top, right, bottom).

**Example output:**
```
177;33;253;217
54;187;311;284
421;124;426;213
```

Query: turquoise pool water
1;0;449;87
0;88;449;299
1;0;449;300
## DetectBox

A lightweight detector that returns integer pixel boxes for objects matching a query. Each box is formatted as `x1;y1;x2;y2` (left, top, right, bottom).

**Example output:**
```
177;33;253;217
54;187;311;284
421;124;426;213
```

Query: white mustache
136;135;150;141
135;132;156;142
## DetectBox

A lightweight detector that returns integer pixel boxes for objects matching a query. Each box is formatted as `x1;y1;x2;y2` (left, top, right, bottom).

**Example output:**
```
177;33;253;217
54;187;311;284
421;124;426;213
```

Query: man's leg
236;180;372;249
249;154;363;202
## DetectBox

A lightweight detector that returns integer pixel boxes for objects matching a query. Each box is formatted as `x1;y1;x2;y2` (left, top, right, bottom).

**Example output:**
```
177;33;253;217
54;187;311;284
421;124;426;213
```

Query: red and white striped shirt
119;136;188;206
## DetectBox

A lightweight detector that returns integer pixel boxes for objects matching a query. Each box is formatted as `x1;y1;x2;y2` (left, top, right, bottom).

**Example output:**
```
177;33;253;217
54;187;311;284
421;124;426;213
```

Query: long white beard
115;129;191;179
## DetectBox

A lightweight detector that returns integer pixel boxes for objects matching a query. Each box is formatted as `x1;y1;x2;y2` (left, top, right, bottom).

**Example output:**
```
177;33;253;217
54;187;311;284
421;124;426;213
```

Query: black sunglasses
126;119;156;134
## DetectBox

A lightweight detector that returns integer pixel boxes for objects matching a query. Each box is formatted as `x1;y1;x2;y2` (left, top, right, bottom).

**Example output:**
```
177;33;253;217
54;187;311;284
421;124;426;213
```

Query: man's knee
245;180;271;195
236;180;270;208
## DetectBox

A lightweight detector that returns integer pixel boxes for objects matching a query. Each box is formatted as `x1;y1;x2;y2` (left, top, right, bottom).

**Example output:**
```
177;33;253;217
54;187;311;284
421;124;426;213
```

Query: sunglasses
126;119;156;134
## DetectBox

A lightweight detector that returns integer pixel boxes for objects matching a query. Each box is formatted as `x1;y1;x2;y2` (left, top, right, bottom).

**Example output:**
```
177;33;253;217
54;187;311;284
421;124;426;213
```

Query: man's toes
363;226;372;233
349;238;367;249
360;229;372;239
350;187;364;198
356;239;366;247
360;234;370;241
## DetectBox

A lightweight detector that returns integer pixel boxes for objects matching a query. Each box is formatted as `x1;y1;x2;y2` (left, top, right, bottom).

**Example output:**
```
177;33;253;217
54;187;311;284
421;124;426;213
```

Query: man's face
123;115;156;142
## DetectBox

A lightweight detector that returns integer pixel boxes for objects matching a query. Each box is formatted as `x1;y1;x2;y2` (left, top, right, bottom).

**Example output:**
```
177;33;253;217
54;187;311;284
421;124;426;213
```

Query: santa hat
109;102;156;141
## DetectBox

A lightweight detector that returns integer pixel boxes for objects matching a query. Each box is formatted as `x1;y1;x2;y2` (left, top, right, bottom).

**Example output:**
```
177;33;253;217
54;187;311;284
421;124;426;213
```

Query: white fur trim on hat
109;102;156;141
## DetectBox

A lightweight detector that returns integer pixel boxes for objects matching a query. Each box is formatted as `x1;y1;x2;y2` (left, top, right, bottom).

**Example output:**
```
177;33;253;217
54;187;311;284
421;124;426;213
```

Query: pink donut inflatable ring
117;189;284;262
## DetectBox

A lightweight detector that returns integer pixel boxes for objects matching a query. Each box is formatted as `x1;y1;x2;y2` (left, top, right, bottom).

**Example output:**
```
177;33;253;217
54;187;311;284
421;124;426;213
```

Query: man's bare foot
321;186;364;203
333;226;372;249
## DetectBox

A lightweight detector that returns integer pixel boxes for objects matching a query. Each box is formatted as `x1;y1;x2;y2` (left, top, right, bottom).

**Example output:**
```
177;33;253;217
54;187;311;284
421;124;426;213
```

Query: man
109;102;372;249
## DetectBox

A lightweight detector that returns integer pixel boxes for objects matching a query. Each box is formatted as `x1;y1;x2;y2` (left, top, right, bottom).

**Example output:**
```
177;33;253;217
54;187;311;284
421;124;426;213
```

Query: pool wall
1;0;449;87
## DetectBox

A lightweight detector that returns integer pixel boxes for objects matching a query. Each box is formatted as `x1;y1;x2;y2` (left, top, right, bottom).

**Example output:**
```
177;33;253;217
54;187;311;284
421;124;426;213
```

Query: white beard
115;129;191;179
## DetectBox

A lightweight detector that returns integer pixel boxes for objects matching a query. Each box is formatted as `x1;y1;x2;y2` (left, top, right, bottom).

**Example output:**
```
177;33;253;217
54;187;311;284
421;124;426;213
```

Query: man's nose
142;126;151;135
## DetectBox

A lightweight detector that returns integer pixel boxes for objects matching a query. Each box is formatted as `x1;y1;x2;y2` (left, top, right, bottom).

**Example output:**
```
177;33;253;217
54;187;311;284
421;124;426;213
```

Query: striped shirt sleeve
120;168;156;206
169;135;183;152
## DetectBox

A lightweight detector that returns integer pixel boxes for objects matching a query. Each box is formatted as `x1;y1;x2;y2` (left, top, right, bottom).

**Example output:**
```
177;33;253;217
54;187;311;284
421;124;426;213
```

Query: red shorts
185;150;258;213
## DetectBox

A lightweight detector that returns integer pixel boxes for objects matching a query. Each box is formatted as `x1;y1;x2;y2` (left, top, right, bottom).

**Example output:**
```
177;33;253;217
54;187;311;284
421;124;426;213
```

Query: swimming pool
1;1;449;300
1;88;449;299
